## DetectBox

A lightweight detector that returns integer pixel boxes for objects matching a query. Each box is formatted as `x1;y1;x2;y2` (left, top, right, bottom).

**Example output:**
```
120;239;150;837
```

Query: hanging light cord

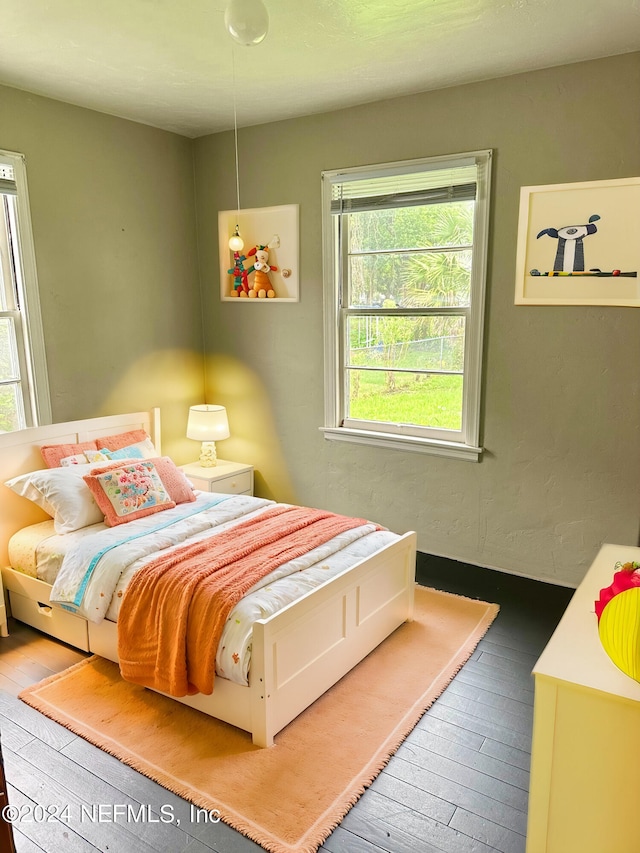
232;47;241;224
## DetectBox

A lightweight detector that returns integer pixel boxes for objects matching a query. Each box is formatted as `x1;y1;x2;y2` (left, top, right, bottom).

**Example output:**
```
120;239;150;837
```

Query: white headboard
0;408;161;567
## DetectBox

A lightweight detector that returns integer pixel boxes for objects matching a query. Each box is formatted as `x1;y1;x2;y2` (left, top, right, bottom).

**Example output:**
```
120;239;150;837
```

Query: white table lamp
187;405;230;467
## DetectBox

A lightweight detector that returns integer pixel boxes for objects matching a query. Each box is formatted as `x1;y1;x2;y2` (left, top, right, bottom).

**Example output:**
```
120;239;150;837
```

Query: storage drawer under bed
2;568;89;651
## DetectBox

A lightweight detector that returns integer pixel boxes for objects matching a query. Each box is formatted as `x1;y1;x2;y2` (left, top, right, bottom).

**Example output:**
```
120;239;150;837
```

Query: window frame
320;150;492;461
0;149;51;430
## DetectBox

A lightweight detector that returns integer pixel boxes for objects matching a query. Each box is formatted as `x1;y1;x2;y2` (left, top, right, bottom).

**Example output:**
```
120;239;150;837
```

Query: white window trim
320;150;492;461
0;149;51;427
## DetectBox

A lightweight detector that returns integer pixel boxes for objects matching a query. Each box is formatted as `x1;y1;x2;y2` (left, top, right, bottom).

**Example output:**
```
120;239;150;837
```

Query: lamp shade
186;405;230;442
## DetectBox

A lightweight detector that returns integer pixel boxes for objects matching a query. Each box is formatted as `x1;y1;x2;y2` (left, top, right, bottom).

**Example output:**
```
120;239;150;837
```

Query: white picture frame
514;177;640;306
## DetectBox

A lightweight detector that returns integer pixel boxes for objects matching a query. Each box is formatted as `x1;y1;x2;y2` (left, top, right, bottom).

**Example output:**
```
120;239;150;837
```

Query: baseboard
416;551;575;610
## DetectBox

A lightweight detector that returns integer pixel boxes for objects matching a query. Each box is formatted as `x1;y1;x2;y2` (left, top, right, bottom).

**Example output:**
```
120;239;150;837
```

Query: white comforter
48;493;397;685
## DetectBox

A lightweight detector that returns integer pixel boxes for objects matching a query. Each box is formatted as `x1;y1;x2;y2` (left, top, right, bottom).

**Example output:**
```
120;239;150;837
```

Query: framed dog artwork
514;177;640;306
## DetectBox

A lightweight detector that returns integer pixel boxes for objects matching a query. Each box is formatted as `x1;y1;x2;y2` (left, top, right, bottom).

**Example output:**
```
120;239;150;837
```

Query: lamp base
198;441;218;467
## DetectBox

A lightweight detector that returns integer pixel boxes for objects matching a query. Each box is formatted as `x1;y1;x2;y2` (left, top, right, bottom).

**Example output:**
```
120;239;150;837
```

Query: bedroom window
0;150;50;432
321;150;491;461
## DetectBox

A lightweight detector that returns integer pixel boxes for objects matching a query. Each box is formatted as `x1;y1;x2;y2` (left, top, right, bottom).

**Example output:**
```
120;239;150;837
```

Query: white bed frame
0;409;417;747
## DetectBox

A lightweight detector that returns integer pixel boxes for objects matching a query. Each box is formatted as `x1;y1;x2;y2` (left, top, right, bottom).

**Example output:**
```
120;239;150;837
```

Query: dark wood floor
0;554;574;853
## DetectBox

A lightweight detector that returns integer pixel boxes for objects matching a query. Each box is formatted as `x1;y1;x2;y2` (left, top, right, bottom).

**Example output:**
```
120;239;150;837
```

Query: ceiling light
224;0;269;254
224;0;269;47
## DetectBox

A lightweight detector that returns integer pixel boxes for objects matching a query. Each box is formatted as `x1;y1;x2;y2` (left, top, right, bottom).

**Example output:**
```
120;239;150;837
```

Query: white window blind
329;163;478;213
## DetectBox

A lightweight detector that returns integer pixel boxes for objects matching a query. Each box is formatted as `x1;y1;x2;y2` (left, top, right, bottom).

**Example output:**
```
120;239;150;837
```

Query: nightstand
0;571;8;638
182;460;254;496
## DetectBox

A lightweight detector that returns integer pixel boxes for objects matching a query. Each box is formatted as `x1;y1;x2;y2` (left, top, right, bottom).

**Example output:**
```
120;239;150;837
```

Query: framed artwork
514;177;640;306
218;204;299;302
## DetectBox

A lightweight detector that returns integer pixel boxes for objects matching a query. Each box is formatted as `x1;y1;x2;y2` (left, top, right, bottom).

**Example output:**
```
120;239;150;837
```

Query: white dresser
527;543;640;853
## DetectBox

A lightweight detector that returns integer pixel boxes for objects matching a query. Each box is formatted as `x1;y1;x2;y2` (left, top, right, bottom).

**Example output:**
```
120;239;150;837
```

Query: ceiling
1;0;639;138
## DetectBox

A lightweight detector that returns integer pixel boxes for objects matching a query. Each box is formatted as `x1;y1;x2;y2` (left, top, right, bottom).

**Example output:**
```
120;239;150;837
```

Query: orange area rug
19;586;498;853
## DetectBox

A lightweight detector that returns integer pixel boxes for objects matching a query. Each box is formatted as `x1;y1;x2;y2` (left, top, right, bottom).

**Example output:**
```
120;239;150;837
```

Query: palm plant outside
347;201;474;431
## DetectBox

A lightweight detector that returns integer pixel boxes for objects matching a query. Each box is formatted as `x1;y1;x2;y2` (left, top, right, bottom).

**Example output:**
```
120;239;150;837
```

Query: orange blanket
117;505;374;696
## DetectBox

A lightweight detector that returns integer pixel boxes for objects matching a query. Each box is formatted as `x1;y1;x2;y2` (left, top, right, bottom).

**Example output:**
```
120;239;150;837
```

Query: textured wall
4;53;638;586
1;83;204;460
194;53;640;586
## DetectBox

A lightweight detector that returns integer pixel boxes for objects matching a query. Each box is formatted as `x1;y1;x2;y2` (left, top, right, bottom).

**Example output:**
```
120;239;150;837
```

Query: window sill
319;426;482;461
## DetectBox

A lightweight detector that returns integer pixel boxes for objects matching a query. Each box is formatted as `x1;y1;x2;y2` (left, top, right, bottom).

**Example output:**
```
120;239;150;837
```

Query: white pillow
5;463;104;533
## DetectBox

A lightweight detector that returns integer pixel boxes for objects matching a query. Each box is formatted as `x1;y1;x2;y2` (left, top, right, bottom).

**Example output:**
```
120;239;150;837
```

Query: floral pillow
83;461;175;526
90;457;195;505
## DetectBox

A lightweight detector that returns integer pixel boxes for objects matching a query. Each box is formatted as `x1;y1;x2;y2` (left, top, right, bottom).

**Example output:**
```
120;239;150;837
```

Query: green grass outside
348;370;463;430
